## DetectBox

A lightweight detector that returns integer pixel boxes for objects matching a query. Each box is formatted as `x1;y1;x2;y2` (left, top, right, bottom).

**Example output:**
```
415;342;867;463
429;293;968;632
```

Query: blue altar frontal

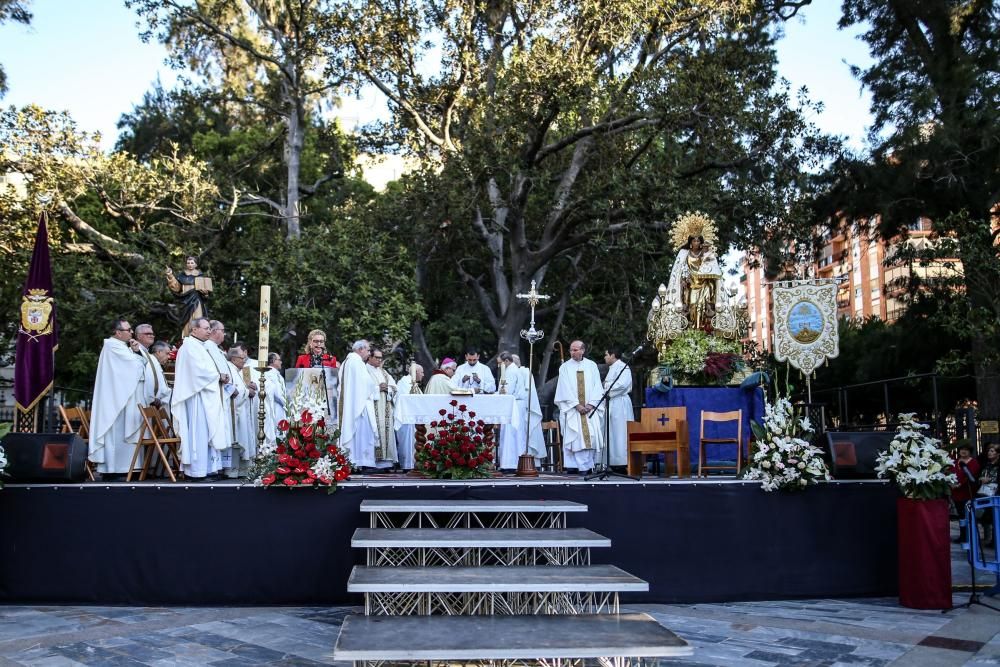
644;386;765;467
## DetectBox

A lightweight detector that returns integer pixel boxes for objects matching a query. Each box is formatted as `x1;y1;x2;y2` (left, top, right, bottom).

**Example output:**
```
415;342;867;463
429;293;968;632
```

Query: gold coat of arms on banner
19;288;55;339
772;281;839;375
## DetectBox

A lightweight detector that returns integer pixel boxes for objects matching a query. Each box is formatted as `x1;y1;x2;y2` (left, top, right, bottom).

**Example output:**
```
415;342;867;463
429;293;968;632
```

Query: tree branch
57;200;145;267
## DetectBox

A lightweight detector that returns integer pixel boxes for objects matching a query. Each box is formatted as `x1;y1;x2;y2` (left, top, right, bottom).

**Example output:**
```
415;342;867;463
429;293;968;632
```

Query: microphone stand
949;462;999;613
585;349;640;482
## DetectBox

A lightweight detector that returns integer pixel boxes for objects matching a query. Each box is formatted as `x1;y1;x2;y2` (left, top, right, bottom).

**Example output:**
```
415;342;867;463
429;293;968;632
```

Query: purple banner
14;215;58;414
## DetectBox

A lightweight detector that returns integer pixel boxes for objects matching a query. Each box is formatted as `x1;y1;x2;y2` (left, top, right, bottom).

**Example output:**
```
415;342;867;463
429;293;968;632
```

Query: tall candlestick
500;362;507;383
258;285;271;366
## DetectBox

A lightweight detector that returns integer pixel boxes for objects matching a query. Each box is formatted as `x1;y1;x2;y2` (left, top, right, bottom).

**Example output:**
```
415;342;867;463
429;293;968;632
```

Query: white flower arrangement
743;396;830;492
875;413;956;500
0;443;7;489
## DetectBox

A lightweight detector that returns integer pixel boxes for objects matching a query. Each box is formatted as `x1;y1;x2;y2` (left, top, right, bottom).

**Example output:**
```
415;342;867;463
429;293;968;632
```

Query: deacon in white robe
426;358;457;394
394;363;424;470
451;349;497;394
513;355;545;460
88;321;147;475
602;349;634;467
225;345;258;477
555;341;605;473
170;318;227;478
338;340;381;468
366;349;398;464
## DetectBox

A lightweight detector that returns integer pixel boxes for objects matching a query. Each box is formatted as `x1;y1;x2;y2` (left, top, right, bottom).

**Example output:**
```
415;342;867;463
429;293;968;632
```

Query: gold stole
577;369;592;449
143;349;159;397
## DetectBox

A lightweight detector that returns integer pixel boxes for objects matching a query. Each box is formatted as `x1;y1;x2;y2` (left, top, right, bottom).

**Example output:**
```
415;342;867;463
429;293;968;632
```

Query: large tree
127;0;348;239
820;1;1000;419
0;0;31;98
341;0;831;376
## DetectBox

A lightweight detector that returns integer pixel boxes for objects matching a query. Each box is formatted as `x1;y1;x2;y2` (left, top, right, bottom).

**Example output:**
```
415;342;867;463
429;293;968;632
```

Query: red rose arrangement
249;409;350;493
415;400;495;479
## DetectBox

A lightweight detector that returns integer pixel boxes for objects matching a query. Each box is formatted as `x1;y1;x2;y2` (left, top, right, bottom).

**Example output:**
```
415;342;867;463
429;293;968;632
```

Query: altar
395;394;521;431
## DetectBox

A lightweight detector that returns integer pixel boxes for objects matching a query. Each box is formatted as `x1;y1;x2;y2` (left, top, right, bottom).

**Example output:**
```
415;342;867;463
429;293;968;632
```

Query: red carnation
336;455;347;465
317;418;326;428
458;404;467;411
300;410;313;424
277;419;290;432
468;411;476;418
450;399;458;406
424;461;433;470
334;469;349;481
444;459;453;468
439;409;447;416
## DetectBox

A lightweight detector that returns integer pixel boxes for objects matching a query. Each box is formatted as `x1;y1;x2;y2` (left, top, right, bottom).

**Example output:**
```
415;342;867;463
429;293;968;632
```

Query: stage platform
0;476;899;606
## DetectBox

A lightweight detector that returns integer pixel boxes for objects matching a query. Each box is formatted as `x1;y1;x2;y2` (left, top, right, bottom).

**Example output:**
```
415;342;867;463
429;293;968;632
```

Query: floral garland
743;397;830;492
661;329;741;384
875;413;956;500
416;400;495;479
248;408;350;492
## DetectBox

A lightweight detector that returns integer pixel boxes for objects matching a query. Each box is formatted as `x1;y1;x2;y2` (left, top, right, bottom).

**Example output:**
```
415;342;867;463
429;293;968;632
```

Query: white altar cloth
395;394;520;431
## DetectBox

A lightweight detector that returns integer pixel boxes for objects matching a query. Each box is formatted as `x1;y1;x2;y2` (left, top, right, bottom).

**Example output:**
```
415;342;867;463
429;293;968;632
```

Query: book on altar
450;388;475;396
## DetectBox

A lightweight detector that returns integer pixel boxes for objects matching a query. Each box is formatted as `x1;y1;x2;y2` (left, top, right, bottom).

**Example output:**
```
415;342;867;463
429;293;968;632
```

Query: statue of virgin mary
662;212;726;330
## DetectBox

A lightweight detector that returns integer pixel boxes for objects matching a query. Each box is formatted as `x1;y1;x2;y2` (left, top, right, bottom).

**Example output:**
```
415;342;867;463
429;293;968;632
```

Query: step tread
352;527;610;548
332;613;692;660
348;565;648;592
360;499;588;513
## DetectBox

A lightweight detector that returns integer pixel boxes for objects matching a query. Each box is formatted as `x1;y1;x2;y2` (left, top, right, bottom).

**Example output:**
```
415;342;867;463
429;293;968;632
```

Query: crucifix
657;414;670;427
515;280;550;477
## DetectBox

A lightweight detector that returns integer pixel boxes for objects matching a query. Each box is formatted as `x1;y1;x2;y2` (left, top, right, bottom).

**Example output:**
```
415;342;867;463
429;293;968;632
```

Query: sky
1;1;874;152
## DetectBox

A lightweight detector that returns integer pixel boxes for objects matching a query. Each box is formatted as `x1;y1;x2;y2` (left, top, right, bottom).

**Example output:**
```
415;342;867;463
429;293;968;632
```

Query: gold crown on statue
670;211;718;249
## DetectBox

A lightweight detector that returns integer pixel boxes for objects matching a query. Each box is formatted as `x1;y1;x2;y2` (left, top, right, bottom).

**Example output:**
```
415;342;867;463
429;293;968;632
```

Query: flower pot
897;497;952;609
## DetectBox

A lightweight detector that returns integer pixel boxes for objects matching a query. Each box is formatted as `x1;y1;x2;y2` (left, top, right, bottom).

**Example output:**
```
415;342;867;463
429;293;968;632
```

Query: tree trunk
285;102;304;240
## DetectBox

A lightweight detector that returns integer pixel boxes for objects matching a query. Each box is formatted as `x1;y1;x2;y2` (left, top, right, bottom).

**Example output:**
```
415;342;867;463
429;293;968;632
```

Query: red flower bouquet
415;400;495;479
249;409;350;493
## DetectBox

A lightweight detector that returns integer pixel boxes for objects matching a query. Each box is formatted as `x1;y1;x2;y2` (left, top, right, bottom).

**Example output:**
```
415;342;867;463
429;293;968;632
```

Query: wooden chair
59;405;96;481
698;409;743;477
541;420;563;473
127;405;183;482
627;407;690;478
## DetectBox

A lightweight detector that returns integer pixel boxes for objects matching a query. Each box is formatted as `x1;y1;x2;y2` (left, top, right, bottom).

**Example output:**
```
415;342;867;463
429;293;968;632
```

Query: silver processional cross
516;280;550;472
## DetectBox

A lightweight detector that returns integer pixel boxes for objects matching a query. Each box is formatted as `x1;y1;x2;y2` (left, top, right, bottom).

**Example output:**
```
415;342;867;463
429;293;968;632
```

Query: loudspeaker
825;431;896;479
1;432;89;482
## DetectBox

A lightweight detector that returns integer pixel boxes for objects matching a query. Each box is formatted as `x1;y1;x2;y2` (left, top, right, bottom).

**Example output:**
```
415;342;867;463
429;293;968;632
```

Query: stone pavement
0;523;996;667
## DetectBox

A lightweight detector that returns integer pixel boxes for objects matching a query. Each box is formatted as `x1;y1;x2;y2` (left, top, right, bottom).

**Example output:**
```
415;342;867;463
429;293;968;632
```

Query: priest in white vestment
425;358;457;394
338;340;382;468
225;344;258;476
134;324;171;406
395;363;424;470
496;352;525;470
603;348;634;467
555;340;605;473
513;354;545;460
263;352;287;444
170;318;227;479
451;348;496;394
205;320;238;450
89;319;148;477
366;348;398;465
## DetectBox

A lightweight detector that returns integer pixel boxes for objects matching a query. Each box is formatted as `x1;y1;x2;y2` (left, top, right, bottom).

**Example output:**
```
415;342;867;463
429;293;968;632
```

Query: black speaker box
1;432;89;482
825;431;896;479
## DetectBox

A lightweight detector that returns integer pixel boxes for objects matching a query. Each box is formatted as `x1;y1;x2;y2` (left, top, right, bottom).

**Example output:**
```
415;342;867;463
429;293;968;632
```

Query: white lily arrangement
875;413;956;500
0;443;7;489
744;396;830;492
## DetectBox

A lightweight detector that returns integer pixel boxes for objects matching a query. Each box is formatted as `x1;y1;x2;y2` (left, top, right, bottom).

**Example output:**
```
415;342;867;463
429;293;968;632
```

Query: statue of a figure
165;255;213;337
662;212;725;331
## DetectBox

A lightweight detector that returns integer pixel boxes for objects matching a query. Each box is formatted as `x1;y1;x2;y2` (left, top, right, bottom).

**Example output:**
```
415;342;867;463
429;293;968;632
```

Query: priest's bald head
190;317;211;341
352;339;371;361
569;340;586;361
209;320;226;346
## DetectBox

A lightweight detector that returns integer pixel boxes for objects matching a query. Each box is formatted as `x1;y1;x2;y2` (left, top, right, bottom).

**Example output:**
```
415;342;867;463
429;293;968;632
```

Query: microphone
629;344;644;357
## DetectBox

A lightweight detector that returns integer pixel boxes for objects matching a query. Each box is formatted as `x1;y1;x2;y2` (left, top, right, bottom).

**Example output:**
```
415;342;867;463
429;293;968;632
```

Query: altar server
395;363;424;470
555;340;605;473
513;354;545;461
603;347;634;467
89;318;147;478
170;317;226;479
339;340;382;469
452;347;496;394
